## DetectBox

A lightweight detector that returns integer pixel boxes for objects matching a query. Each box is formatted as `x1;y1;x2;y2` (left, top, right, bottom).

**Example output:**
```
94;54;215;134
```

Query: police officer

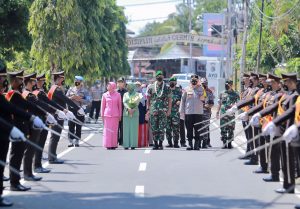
201;77;214;148
166;77;182;148
66;76;88;147
47;71;81;164
147;71;172;150
179;75;205;150
216;80;239;149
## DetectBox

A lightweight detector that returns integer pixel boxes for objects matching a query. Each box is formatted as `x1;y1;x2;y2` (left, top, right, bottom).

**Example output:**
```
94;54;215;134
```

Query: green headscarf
127;83;136;94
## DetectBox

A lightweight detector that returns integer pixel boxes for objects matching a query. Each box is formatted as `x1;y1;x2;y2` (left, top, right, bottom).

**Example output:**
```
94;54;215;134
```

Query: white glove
227;105;237;115
77;108;85;116
46;113;57;125
283;124;299;144
9;127;26;142
66;111;76;120
250;113;261;127
262;121;276;136
237;112;248;121
31;116;44;129
56;110;66;121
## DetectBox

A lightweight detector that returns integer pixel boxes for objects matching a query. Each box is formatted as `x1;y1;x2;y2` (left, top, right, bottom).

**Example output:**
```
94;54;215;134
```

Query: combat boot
153;141;159;150
158;140;164;150
194;140;200;150
166;139;173;148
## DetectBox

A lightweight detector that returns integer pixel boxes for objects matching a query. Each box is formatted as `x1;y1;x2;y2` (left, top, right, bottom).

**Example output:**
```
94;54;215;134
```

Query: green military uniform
219;81;239;146
166;77;182;147
147;74;172;143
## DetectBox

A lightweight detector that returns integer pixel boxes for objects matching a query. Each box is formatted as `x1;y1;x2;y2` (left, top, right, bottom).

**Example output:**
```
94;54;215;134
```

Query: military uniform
166;78;182;148
147;71;172;149
201;78;214;148
219;80;239;148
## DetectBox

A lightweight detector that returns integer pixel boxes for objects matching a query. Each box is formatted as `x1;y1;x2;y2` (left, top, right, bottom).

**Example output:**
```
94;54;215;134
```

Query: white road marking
138;163;147;171
144;149;151;154
135;185;145;197
3;133;95;196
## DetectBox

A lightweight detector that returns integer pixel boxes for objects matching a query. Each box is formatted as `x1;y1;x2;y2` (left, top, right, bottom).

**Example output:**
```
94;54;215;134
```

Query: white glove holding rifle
46;113;57;126
66;111;76;121
283;124;299;144
250;113;261;127
9;127;26;142
30;116;44;129
56;110;66;121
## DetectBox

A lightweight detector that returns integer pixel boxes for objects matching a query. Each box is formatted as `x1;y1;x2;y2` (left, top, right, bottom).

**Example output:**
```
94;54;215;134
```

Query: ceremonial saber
0;160;52;191
215;124;251;157
53;123;94;148
235;136;283;161
199;117;238;137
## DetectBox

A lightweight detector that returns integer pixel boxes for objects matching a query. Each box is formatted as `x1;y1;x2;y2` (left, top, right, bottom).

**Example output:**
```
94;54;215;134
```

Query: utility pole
187;0;193;74
256;0;264;73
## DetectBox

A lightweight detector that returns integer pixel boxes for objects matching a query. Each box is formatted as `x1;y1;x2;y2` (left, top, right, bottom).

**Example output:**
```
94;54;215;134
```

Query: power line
119;0;182;7
129;16;170;22
253;0;300;20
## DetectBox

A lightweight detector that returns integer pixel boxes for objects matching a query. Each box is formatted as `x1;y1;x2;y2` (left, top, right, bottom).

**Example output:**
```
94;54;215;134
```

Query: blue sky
117;0;180;35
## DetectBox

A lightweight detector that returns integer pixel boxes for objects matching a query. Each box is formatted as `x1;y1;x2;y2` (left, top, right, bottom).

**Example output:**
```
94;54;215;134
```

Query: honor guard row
222;72;300;209
0;63;86;207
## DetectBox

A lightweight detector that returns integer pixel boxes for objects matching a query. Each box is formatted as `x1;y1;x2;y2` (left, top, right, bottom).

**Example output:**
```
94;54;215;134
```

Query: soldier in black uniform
6;70;47;191
47;71;80;164
33;73;66;173
0;116;27;207
22;73;58;181
262;73;298;194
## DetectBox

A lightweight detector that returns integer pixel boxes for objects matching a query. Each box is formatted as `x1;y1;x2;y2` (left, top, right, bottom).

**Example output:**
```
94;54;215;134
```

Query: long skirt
103;117;119;148
138;123;149;148
123;115;139;148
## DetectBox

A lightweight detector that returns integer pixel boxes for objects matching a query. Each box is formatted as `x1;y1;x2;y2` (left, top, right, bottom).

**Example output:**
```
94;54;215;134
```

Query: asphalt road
2;117;300;209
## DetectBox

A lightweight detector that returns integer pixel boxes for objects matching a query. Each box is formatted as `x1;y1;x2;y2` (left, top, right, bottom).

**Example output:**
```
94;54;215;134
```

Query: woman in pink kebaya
101;82;122;149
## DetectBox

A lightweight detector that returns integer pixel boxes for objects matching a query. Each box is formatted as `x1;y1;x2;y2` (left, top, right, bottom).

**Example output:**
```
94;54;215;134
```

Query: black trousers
0;139;9;195
258;130;268;171
242;121;250;152
185;114;202;148
89;100;101;119
34;128;48;169
180;119;186;145
248;127;259;163
9;141;25;186
23;128;41;177
48;118;64;161
118;117;124;145
268;136;281;178
281;142;295;191
68;114;84;143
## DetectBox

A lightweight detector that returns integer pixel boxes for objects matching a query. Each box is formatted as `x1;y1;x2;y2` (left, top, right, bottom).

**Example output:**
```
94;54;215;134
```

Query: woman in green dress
123;84;142;149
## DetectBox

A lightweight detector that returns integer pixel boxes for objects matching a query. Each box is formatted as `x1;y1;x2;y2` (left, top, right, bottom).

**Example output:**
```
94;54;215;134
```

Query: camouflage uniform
202;87;215;147
166;86;182;146
219;89;239;144
147;82;172;142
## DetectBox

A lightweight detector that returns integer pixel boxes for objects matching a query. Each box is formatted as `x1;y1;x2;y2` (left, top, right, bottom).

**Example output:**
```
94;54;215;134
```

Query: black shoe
186;146;193;150
180;143;187;147
207;143;212;148
34;167;51;173
10;184;31;192
24;175;42;181
295;204;300;209
49;159;64;164
166;144;173;148
239;155;251;160
244;160;258;165
253;168;269;174
152;146;159;150
275;187;294;194
131;147;135;150
202;145;208;149
3;176;9;181
0;197;13;207
124;148;129;150
74;144;79;147
68;143;74;147
149;144;154;147
263;176;280;182
174;144;180;148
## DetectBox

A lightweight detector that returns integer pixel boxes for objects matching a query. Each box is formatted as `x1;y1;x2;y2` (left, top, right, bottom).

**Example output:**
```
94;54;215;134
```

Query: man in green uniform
216;80;239;149
147;71;172;150
166;77;182;148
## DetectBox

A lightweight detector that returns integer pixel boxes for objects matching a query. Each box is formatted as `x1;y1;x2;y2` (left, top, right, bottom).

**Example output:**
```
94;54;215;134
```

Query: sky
116;0;181;35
